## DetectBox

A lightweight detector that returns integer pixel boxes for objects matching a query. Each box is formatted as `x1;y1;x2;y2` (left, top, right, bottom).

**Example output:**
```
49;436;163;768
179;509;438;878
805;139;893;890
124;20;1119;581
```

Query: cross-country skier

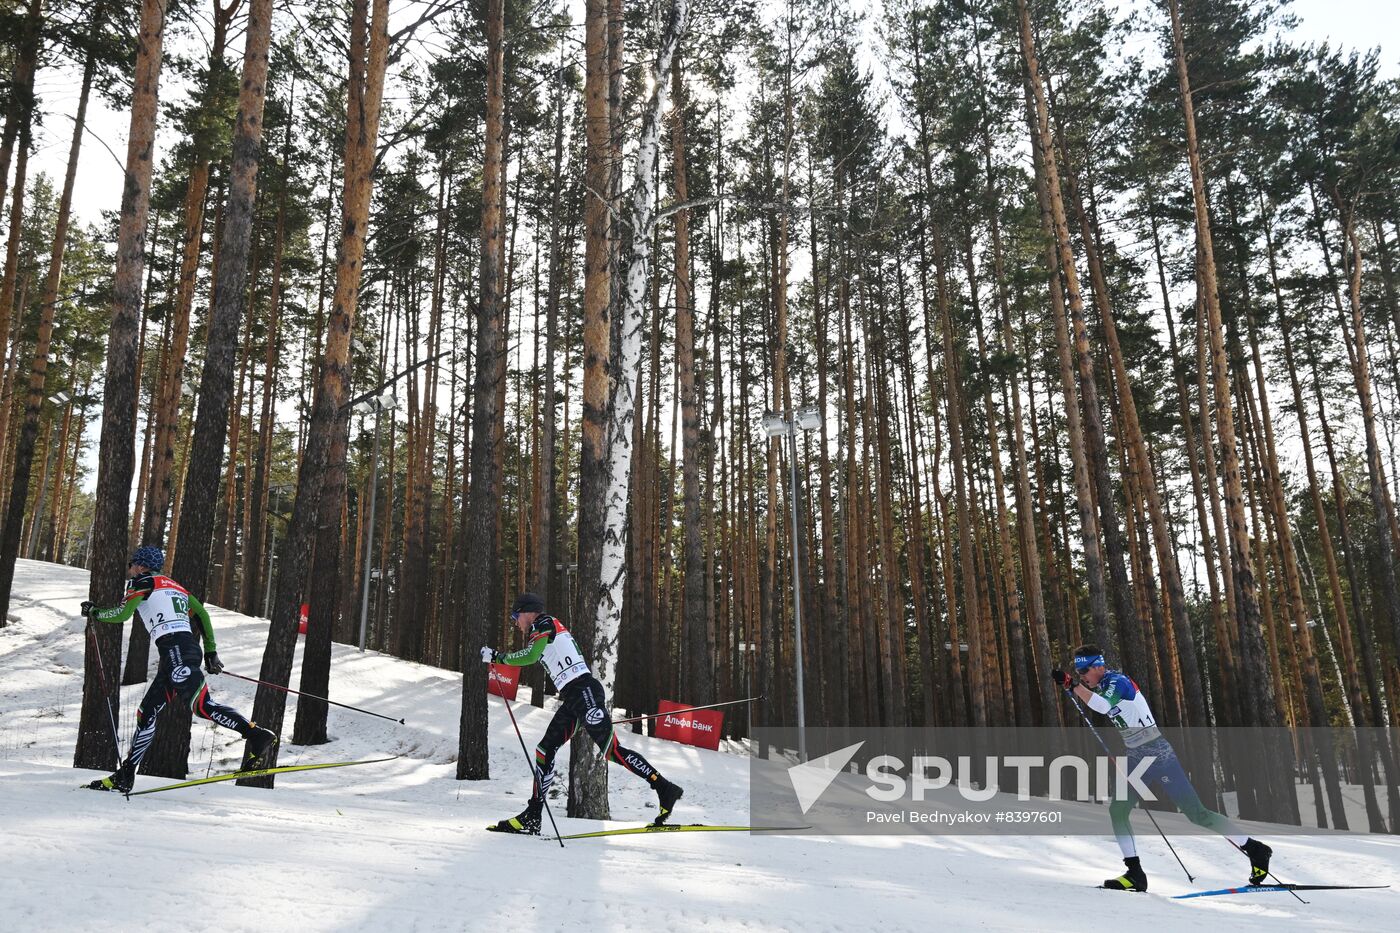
1052;644;1271;892
81;545;276;793
483;592;684;834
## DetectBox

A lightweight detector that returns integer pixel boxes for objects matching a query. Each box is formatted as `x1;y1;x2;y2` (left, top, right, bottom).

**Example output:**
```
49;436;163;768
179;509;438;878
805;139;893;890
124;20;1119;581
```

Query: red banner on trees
488;663;520;700
653;700;723;751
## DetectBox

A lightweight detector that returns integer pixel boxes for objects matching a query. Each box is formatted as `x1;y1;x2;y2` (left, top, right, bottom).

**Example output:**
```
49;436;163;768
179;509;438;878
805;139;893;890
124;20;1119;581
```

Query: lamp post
738;641;758;740
761;405;822;762
357;390;397;651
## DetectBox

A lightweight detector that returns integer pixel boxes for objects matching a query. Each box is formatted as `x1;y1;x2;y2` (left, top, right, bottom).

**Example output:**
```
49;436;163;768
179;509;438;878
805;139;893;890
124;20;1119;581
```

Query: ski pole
1060;687;1195;882
222;671;406;724
611;696;762;726
85;619;123;766
498;693;564;848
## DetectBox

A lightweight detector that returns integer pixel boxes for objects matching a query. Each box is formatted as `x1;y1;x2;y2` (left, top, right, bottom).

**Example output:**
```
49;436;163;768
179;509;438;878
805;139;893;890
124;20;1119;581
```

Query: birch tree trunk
592;0;689;688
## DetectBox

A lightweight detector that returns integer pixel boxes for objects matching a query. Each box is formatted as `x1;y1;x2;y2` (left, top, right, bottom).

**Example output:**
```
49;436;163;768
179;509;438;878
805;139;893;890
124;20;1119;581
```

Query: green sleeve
91;594;144;625
500;636;547;667
188;593;216;653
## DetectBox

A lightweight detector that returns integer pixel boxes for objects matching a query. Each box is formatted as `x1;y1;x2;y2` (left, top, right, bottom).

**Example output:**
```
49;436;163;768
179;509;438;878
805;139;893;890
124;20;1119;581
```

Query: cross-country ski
1172;884;1391;900
125;756;401;796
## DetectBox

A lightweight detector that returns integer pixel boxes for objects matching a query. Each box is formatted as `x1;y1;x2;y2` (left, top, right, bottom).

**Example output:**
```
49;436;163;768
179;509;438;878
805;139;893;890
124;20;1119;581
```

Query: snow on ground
1;558;1396;932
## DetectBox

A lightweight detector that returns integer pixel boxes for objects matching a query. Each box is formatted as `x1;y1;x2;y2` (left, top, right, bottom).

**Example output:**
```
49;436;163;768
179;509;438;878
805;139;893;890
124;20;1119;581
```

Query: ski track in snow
2;558;1397;931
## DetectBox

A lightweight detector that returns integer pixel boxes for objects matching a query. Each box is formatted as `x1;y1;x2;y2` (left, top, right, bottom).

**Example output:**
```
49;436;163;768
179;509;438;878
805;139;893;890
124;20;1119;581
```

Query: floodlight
761;412;788;438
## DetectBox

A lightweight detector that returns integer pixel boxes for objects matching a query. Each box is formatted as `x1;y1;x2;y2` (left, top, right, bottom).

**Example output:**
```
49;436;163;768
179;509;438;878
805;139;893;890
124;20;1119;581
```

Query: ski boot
652;777;684;826
1242;838;1272;885
488;802;542;835
244;725;278;767
85;762;134;794
1103;856;1147;892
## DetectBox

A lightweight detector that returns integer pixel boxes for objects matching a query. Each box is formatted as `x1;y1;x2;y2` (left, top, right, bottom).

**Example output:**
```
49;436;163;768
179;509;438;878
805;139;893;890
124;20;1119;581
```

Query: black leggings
529;675;662;804
126;635;252;770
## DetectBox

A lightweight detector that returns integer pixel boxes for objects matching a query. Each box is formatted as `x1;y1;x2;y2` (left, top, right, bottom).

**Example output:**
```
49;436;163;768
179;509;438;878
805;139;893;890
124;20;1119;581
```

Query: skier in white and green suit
483;592;684;834
1053;644;1272;892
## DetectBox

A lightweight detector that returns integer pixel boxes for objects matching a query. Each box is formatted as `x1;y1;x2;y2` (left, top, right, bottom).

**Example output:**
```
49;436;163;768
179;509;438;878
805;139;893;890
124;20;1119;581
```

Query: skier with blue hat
1053;644;1272;891
81;544;275;793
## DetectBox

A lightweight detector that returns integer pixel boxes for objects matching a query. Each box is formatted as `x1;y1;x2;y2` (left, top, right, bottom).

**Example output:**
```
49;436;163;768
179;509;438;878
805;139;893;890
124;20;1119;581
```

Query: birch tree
590;0;690;701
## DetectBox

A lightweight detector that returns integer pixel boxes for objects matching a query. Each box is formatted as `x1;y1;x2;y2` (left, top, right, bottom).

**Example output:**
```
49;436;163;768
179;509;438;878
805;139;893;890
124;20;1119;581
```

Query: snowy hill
2;558;1396;932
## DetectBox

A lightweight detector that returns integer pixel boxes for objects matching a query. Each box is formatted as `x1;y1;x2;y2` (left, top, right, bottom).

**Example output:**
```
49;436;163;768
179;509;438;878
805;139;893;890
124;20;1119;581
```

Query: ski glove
480;646;500;664
80;600;94;619
1051;669;1072;689
204;651;224;674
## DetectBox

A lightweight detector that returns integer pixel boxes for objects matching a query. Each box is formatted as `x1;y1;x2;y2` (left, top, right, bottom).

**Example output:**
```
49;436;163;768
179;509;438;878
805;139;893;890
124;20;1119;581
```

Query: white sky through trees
15;0;1396;497
27;0;1398;238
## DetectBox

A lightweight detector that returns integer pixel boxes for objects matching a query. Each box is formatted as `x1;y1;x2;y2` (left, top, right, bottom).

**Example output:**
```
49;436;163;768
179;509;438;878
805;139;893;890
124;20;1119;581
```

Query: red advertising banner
297;603;309;635
488;663;520;700
653;699;724;751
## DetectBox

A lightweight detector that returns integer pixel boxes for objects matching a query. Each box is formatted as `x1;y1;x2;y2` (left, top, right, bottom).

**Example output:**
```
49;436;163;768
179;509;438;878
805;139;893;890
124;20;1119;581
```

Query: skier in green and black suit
81;545;276;794
483;592;684;834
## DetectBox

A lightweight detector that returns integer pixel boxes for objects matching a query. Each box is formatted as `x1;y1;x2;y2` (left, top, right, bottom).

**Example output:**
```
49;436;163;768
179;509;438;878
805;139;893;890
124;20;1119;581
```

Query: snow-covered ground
2;558;1396;932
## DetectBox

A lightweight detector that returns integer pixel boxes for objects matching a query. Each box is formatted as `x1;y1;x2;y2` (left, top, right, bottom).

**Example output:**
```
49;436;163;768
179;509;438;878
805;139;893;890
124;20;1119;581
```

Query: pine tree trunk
973;60;1054;722
74;0;169;774
1166;0;1278;744
242;0;388;787
1333;195;1400;665
670;63;710;707
1267;199;1392;830
1069;155;1207;729
0;10;99;613
135;0;273;780
962;241;1029;724
172;0;273;599
1015;36;1113;656
454;0;507;782
241;127;292;616
935;230;986;726
144;1;236;545
0;0;40;248
569;0;614;816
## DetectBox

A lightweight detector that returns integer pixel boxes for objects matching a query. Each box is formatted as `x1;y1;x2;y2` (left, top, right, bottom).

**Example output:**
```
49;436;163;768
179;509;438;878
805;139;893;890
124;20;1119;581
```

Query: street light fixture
761;406;824;762
358;391;398;651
